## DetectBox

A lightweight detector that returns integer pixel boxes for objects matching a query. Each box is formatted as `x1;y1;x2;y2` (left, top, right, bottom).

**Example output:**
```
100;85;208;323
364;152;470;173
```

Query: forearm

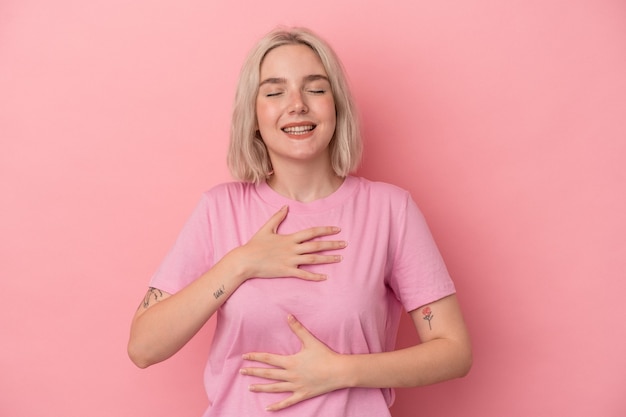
128;252;248;368
128;207;346;369
240;310;472;412
341;337;472;389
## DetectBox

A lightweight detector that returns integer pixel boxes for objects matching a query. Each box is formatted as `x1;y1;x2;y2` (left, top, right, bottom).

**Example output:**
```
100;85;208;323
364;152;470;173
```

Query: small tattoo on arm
141;287;163;309
422;306;434;330
213;284;225;300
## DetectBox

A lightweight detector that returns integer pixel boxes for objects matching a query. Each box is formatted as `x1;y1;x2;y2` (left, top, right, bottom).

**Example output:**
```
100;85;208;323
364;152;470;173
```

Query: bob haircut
227;27;362;183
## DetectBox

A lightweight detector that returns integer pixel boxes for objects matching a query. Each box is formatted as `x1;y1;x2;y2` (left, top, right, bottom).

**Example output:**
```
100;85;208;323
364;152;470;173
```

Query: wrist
335;353;359;389
220;246;253;285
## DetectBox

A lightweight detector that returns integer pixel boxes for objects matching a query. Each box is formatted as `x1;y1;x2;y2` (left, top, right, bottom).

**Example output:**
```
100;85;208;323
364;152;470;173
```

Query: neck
267;163;344;203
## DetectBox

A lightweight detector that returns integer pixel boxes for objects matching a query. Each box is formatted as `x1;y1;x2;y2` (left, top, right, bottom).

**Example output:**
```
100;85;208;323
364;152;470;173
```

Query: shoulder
351;177;426;224
200;181;256;200
351;176;412;202
189;182;259;215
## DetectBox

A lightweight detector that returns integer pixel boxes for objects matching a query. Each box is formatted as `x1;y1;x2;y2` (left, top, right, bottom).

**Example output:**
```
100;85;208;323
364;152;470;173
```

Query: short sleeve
149;194;214;294
388;194;456;312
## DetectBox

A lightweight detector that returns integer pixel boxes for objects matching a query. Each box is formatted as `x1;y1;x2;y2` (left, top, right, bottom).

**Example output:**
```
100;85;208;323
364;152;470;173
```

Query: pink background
2;1;625;416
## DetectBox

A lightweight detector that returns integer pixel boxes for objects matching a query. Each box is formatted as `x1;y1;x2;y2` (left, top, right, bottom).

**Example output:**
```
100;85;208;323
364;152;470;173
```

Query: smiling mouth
282;125;316;135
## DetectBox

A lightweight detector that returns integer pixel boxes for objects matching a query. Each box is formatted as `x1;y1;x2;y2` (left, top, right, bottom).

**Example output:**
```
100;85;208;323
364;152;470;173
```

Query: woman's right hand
234;205;346;281
128;205;345;368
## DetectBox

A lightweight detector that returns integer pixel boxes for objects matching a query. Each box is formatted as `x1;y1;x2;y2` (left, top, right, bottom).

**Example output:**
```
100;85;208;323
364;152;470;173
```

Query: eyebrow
259;74;329;87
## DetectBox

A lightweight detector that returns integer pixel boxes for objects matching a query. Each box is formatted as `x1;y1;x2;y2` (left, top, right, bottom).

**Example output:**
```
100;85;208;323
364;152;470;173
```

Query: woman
128;27;472;416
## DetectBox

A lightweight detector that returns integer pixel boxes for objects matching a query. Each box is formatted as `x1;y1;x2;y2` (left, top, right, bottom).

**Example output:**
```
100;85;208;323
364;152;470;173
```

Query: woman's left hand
240;314;345;411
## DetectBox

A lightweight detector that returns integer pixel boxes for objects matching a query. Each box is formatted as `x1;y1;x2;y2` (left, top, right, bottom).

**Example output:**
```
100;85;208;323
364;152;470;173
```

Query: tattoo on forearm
213;284;225;300
141;287;163;309
422;307;434;330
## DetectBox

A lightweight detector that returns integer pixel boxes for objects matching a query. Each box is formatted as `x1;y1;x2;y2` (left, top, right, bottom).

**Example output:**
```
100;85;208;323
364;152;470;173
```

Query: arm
128;206;347;368
241;294;472;411
127;251;251;369
341;294;472;388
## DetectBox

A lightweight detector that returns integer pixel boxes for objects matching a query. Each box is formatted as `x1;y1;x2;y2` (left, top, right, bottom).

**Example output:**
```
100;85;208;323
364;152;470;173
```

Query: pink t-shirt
150;176;455;417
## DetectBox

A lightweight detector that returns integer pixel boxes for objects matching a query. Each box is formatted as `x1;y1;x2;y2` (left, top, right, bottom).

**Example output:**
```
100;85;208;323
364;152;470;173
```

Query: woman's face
256;44;336;170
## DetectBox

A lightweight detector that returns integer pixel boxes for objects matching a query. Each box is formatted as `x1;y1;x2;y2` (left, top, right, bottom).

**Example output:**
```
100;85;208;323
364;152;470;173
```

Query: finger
248;381;292;393
293;254;343;269
292;225;341;243
289;269;329;281
240;366;289;382
286;314;316;346
260;205;289;234
242;352;285;368
265;393;303;412
295;252;344;265
288;260;346;280
297;240;347;255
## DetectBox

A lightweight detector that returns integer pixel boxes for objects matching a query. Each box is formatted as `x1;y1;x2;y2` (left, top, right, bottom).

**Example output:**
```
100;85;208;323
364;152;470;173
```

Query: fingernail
287;314;296;323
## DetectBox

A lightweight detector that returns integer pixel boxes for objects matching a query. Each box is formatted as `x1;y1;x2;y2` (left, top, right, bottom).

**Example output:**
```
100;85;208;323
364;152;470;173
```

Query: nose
288;90;308;114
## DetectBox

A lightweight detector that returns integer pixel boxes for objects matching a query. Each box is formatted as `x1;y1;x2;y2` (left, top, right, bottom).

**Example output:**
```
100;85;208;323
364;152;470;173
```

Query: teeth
282;125;314;134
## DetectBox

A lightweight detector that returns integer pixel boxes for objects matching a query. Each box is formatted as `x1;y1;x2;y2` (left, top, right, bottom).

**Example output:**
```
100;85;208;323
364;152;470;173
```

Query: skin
128;43;472;411
128;206;346;368
256;44;341;201
257;45;336;180
241;296;471;411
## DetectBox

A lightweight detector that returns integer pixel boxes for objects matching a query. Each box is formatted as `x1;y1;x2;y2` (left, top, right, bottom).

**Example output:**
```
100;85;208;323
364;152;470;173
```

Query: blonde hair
227;27;362;183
